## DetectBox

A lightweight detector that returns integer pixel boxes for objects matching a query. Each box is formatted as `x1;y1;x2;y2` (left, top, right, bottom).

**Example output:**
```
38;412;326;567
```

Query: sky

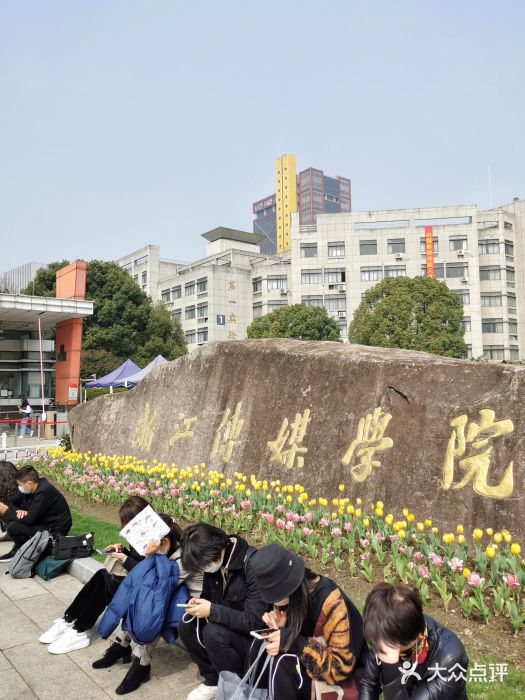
1;0;524;271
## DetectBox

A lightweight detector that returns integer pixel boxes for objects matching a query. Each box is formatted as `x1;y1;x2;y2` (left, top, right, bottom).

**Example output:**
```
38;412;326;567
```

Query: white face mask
18;485;30;495
203;560;222;574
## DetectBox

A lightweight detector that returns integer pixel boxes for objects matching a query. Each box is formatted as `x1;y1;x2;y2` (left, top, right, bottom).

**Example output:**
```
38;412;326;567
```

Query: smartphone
250;628;274;640
176;603;193;608
96;548;114;555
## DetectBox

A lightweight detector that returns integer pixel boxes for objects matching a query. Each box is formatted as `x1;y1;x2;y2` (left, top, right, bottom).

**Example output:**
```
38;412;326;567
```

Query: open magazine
119;505;170;555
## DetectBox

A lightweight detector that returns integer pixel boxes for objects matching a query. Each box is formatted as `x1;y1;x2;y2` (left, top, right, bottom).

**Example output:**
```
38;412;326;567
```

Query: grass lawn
67;508;525;698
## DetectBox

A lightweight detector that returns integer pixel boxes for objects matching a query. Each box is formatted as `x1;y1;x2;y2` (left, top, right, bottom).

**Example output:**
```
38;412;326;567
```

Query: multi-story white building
117;198;525;360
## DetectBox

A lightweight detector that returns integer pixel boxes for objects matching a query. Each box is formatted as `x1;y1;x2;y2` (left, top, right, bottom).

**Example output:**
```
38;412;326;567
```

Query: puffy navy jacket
98;554;188;645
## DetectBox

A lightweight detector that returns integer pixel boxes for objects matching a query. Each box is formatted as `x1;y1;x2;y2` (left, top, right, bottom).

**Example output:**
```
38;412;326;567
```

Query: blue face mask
18;485;30;495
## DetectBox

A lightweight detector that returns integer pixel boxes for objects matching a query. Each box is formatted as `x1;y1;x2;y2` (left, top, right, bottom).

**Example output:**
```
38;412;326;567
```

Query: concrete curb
67;555;105;584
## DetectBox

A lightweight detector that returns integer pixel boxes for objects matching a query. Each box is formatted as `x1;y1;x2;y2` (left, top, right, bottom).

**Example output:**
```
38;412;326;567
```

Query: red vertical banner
424;226;435;278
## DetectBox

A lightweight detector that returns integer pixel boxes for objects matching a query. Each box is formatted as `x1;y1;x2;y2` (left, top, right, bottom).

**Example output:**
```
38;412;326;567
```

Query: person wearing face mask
0;465;71;562
178;524;267;700
359;583;468;699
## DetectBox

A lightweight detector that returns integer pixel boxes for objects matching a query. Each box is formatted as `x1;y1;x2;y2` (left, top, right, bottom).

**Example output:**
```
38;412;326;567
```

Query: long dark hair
158;513;183;557
118;496;150;527
281;575;314;652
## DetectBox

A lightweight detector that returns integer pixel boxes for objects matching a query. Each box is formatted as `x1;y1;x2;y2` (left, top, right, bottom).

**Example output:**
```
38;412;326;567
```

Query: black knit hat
250;544;305;602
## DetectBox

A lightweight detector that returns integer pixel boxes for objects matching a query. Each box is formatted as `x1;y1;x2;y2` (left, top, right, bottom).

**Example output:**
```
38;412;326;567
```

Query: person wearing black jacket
0;465;71;561
37;496;149;657
178;524;267;700
359;583;468;700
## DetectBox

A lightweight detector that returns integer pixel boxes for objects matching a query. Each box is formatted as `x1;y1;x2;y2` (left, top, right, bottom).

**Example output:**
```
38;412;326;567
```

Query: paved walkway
0;541;201;700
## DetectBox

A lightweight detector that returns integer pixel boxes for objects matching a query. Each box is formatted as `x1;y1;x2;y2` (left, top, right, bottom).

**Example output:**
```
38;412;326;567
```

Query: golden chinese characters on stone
211;402;244;464
341;407;393;482
267;409;311;469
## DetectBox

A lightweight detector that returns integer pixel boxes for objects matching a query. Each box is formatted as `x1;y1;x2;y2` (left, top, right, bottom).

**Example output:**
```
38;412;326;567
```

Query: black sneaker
0;546;19;562
115;658;150;695
92;641;131;669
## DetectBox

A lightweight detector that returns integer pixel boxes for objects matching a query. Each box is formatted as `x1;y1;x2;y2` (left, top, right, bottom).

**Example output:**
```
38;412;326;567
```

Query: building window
478;240;499;255
161;289;171;303
510;348;520;361
301;295;323;308
197;277;208;293
384;266;406;278
173;285;182;299
421;263;445;279
360;266;383;282
134;255;148;267
301;269;322;284
461;317;471;332
419;237;438;253
387;239;405;254
328;242;345;257
197;328;208;343
324;295;346;311
504;222;513;230
452;290;470;305
300;243;318;258
197;303;208;318
481;293;502;307
268;300;288;311
449;237;468;251
253;303;262;317
267;275;287;290
185;282;195;296
141;271;147;285
505;241;514;260
325;268;346;284
446;263;468;279
508;293;517;310
360;240;377;255
482;319;503;333
506;268;515;283
133;274;139;284
483;346;504;360
479;266;501;280
465;344;473;360
122;262;133;273
185;305;196;320
185;330;196;344
509;321;518;337
172;308;182;321
252;277;262;293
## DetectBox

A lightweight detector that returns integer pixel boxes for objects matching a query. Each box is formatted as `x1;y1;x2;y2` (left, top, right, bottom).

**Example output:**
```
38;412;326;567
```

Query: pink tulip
285;521;295;531
467;572;485;588
344;522;353;533
503;574;520;590
399;545;407;555
302;527;313;537
240;500;251;510
407;561;415;571
320;517;330;528
412;551;424;563
448;557;464;573
304;512;313;523
360;551;371;560
262;513;274;524
360;538;370;548
332;527;342;538
277;504;285;514
418;565;429;580
276;519;285;530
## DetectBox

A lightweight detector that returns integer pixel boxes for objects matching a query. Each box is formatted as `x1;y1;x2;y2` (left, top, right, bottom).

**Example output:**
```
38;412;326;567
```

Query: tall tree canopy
24;260;187;374
247;304;341;341
348;276;467;358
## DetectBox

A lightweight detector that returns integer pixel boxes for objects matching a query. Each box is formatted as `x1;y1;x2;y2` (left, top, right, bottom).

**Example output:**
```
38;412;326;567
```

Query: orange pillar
55;261;87;406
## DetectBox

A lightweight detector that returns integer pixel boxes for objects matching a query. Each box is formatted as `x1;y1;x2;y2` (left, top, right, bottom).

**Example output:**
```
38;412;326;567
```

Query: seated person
39;496;149;654
359;582;469;699
178;524;267;700
0;465;71;561
250;544;364;699
97;514;188;696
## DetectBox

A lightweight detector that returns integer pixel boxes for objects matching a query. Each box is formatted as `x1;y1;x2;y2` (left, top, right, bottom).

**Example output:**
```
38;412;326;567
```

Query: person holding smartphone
359;583;468;699
249;544;364;700
38;496;150;655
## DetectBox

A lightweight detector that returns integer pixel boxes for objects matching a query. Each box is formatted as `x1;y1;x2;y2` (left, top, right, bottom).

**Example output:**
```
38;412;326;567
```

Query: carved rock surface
70;340;525;540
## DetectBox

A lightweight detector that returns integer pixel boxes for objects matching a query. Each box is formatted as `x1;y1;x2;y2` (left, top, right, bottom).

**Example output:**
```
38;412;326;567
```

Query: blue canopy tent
84;359;140;389
112;355;167;388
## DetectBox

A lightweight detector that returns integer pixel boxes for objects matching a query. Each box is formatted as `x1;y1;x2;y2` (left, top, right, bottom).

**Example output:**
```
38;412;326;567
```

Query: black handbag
51;533;94;560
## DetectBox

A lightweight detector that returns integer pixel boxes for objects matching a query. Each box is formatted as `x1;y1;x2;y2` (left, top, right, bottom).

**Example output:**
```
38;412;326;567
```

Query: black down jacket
359;615;468;700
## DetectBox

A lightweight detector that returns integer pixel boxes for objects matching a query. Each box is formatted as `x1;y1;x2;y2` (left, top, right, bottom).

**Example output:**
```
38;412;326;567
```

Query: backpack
9;530;50;579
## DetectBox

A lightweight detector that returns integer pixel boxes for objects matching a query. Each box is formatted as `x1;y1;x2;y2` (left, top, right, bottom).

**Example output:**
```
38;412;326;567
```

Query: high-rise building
0;261;47;294
253;155;352;254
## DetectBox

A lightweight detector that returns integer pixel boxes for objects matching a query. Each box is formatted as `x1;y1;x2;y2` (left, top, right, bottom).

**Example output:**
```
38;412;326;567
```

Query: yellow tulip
511;543;521;556
355;508;362;518
456;525;464;535
503;533;512;544
347;505;355;515
472;528;483;541
363;518;370;528
486;528;493;536
463;567;471;579
338;484;345;493
458;535;465;545
493;532;503;544
385;514;393;526
398;530;406;539
485;545;496;559
407;514;415;523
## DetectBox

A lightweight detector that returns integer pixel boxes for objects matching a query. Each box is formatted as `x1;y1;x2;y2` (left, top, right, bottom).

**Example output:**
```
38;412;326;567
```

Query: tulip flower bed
30;448;525;636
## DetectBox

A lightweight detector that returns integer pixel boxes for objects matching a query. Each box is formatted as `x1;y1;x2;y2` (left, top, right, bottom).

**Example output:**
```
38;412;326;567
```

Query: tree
247;304;341;341
80;349;125;379
132;302;187;366
20;260;70;297
348;276;467;358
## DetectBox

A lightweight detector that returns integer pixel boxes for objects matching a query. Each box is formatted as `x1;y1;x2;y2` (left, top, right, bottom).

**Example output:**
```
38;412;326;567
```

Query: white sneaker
39;618;73;644
30;431;34;437
48;627;90;654
187;684;218;700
